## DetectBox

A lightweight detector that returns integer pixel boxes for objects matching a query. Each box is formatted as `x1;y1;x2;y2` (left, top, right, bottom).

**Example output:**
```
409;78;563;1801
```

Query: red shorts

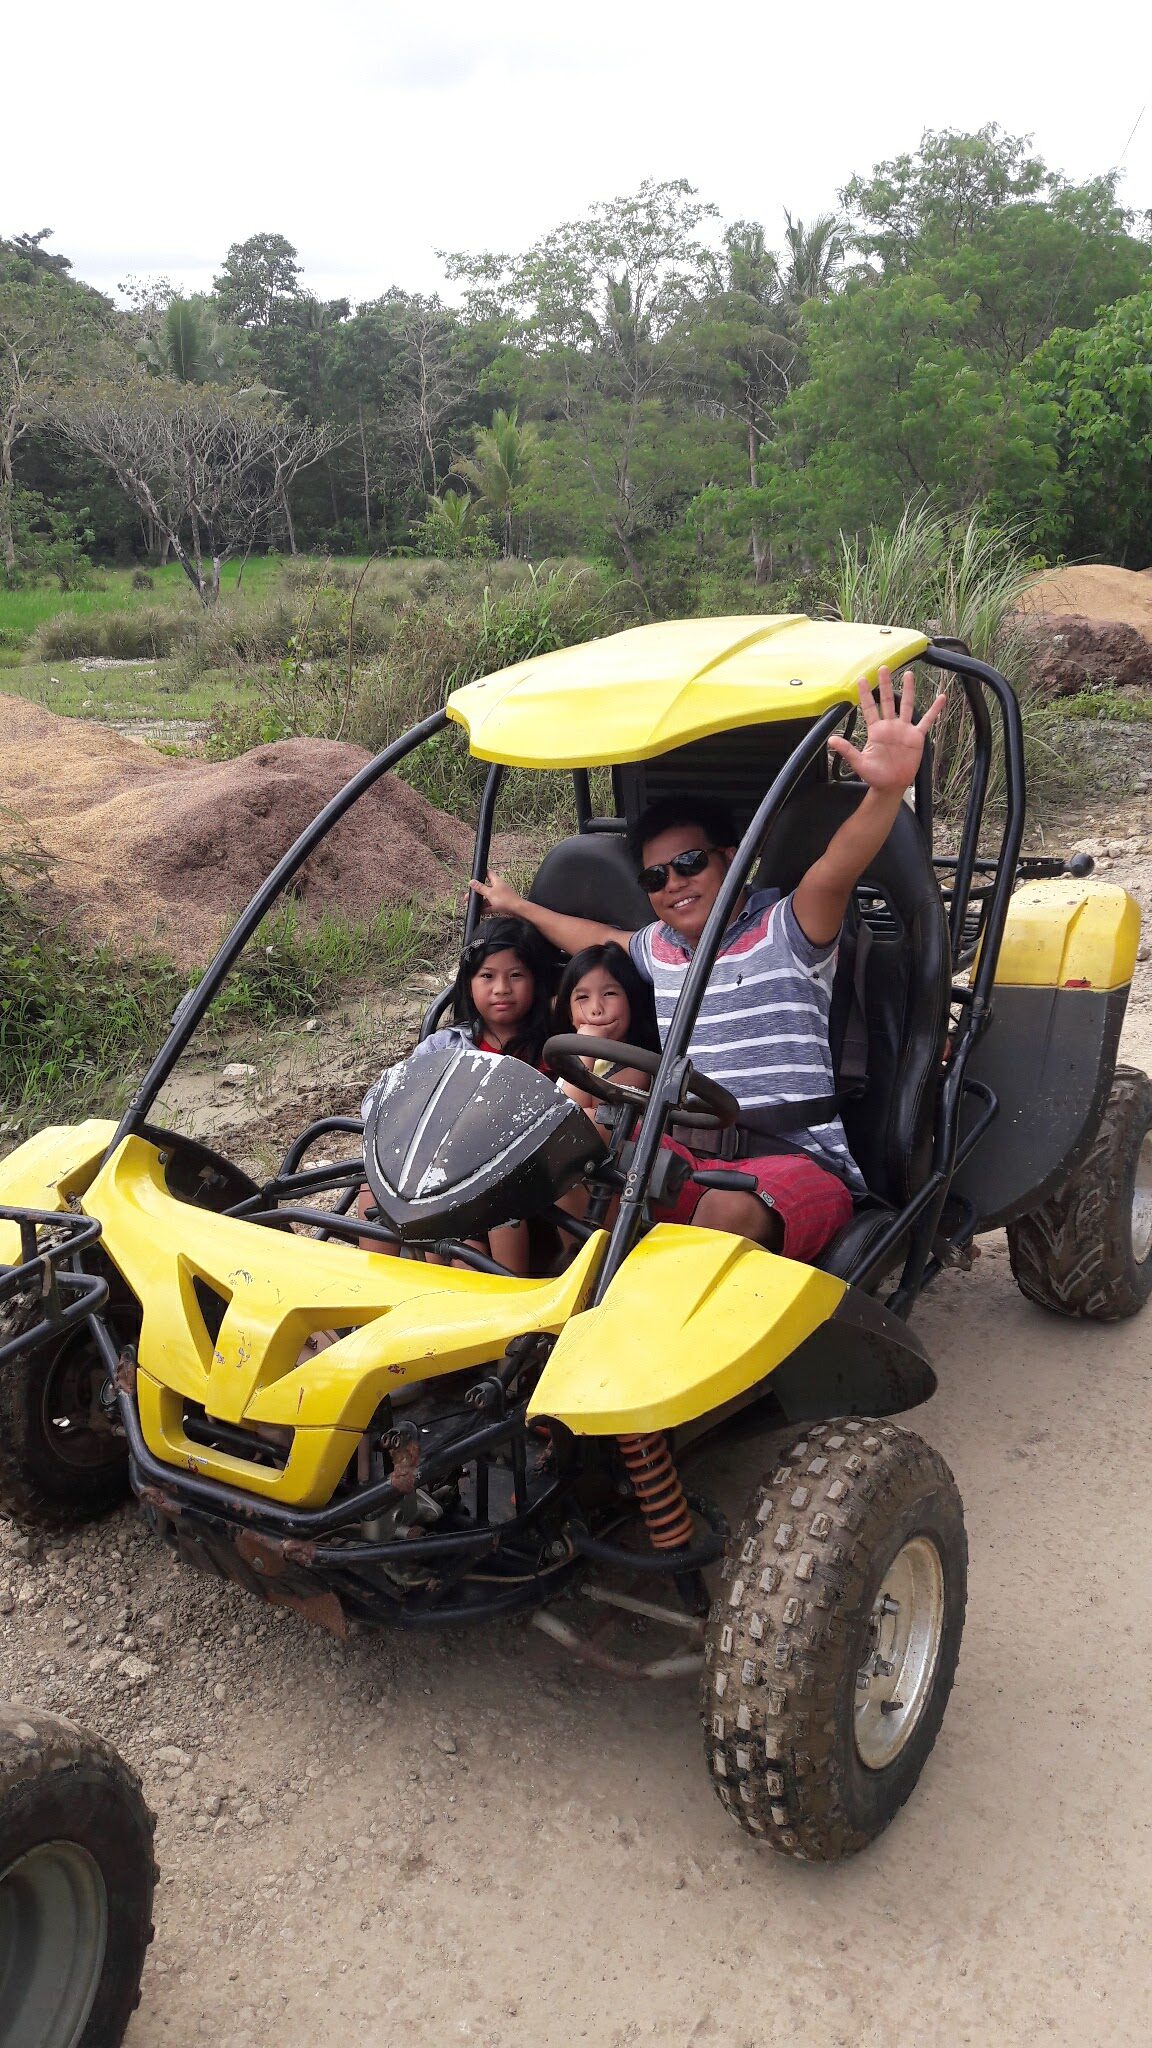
656;1137;854;1265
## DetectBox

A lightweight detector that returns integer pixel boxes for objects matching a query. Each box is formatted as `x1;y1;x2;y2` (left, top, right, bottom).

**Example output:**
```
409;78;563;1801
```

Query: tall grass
357;564;637;822
831;503;1047;817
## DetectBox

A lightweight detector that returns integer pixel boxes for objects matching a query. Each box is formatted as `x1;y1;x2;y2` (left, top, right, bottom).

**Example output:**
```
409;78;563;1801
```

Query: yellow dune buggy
2;617;1148;1863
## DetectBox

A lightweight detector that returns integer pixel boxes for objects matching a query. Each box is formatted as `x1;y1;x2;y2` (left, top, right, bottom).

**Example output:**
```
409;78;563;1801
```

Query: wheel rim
0;1839;108;2047
854;1535;945;1771
1131;1130;1152;1266
40;1335;123;1474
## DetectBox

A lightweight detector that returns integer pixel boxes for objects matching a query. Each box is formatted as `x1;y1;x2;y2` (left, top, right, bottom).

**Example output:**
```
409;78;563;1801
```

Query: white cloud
4;0;1149;306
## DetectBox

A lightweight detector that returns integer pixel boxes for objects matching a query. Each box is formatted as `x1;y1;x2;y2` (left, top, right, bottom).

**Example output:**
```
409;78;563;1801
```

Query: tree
452;407;538;555
134;296;257;386
412;489;494;558
759;271;1058;556
0;258;108;575
842;125;1054;269
446;180;720;584
687;213;847;580
1024;285;1152;565
780;212;848;305
52;379;334;601
213;233;302;329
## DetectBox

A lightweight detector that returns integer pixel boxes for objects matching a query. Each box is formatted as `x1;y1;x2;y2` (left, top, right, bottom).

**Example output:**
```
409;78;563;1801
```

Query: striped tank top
628;888;864;1190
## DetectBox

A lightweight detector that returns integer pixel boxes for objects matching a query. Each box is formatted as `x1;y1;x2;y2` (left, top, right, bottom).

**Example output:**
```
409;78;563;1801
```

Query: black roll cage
106;643;1034;1321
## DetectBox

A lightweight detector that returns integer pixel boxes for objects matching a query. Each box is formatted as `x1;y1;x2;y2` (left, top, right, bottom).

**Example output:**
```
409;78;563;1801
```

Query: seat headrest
528;834;653;934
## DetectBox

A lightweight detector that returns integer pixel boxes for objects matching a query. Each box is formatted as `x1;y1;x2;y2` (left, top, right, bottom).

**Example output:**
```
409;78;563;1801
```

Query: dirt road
4;828;1152;2048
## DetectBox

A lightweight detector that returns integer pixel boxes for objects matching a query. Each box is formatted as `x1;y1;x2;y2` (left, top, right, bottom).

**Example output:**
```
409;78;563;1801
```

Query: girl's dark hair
451;916;557;1062
552;942;660;1053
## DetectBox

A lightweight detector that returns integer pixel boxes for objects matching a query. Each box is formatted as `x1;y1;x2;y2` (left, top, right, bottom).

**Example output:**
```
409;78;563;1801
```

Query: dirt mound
1020;613;1152;698
0;696;470;966
1022;564;1152;636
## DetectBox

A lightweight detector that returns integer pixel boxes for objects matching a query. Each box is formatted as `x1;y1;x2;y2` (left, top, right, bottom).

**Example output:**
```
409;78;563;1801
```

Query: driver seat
756;783;952;1283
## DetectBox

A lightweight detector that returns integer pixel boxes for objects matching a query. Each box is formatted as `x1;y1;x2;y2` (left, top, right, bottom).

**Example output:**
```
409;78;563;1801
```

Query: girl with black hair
551;941;658;1117
440;915;556;1064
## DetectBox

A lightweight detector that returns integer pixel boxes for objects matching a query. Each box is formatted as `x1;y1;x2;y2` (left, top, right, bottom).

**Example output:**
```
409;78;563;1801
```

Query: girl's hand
469;872;525;918
827;668;947;794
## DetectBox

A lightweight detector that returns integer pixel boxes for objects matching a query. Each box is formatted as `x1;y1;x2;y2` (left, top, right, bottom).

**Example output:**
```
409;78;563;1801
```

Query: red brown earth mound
0;696;471;967
1019;614;1152;698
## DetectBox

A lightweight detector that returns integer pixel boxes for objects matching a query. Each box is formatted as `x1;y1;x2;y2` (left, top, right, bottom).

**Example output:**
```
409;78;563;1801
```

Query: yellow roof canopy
445;615;931;769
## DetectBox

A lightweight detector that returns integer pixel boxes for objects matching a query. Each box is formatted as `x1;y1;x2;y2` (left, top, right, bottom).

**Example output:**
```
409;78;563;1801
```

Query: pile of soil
1020;614;1152;698
1021;563;1152;633
0;696;471;967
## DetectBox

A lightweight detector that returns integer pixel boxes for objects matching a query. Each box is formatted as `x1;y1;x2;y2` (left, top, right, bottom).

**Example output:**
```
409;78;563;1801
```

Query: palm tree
780;212;848;307
452;408;539;557
423;488;487;555
136;297;252;385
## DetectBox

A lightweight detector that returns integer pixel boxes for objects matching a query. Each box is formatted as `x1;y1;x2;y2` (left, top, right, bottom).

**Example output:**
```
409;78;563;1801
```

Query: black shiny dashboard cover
365;1045;605;1242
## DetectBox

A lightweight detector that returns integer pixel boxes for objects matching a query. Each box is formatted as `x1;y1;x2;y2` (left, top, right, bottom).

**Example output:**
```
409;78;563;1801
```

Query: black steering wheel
543;1035;739;1132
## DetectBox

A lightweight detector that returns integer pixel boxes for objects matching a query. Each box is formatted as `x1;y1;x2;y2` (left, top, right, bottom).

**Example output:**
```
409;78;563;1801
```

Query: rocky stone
221;1062;258;1086
153;1745;192;1769
118;1653;156;1682
1021;612;1152;700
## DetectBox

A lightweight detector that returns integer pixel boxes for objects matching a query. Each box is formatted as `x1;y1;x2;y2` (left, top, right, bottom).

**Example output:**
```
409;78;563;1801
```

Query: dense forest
3;124;1150;611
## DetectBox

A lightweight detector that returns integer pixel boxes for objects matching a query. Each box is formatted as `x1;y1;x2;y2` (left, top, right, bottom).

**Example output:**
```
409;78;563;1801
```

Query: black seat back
757;785;951;1207
528;834;653;933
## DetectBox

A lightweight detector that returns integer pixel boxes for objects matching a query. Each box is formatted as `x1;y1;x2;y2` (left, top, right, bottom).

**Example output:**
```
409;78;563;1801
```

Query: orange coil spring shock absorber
617;1432;695;1550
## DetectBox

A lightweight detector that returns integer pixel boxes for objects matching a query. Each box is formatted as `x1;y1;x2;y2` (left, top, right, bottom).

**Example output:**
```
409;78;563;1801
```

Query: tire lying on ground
703;1419;966;1861
1007;1064;1152;1322
0;1702;156;2047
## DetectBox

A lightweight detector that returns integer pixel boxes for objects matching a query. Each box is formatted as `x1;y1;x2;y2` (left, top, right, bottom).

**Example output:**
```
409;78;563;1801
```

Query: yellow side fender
528;1223;846;1435
993;879;1140;990
0;1120;118;1266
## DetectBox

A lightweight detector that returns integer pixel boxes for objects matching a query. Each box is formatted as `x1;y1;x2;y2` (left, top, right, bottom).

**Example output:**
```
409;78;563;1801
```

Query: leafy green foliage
1023;285;1152;565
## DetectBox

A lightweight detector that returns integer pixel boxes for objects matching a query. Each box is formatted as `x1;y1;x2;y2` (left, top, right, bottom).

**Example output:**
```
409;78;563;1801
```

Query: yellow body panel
0;1120;117;1266
81;1137;605;1506
527;1224;845;1434
994;879;1141;991
446;616;931;768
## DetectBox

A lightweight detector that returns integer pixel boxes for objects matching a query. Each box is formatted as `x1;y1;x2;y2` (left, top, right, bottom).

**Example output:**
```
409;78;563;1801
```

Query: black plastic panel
365;1045;605;1242
951;984;1128;1232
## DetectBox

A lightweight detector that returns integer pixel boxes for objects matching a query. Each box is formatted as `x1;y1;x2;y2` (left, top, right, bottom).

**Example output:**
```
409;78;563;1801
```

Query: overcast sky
4;0;1149;305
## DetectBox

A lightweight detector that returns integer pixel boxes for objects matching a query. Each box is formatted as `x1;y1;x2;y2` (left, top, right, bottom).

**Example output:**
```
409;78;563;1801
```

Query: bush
35;606;194;661
131;569;155;591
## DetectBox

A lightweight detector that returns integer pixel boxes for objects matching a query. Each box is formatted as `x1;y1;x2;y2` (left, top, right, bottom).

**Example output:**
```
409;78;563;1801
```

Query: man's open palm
827;667;947;792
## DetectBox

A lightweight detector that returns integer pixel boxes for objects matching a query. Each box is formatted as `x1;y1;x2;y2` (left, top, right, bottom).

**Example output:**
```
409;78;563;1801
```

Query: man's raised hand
826;668;947;794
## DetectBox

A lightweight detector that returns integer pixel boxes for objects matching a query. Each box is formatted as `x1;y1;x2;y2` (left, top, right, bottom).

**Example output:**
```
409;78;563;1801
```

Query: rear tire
702;1420;966;1861
1007;1063;1152;1322
0;1702;156;2046
0;1321;129;1528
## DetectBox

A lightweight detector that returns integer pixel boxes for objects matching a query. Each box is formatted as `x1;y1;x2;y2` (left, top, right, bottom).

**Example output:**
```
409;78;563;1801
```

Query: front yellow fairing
528;1224;845;1434
78;1137;605;1506
446;616;930;769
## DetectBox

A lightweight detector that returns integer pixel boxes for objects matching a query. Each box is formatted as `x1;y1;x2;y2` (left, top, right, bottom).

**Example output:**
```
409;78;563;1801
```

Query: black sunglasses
637;846;715;894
